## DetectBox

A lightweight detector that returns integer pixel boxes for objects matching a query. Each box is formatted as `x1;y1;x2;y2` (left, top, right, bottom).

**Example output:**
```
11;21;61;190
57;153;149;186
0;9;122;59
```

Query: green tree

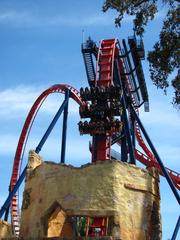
102;0;180;108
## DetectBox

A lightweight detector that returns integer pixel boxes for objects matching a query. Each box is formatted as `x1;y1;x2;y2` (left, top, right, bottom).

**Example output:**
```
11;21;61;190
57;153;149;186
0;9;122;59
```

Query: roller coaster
0;36;179;239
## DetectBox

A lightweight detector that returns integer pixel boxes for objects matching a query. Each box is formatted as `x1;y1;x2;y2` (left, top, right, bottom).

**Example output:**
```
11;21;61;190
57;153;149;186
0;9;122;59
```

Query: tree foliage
102;0;180;108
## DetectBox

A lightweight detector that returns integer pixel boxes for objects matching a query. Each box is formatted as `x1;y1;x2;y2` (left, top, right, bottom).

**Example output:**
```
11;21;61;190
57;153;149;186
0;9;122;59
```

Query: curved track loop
10;41;180;236
10;84;85;236
95;39;180;190
109;40;180;188
117;43;180;189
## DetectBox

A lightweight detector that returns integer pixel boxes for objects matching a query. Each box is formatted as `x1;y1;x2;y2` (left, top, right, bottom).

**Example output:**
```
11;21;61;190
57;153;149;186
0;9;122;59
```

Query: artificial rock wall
0;220;14;239
20;150;161;239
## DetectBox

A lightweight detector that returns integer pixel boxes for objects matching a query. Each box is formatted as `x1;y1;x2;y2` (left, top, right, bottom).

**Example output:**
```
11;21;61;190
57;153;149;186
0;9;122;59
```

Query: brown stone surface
20;150;161;239
47;205;66;237
0;220;14;239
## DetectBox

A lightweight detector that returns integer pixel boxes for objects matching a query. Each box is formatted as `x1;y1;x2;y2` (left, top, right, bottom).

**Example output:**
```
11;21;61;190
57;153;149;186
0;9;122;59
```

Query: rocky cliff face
20;150;161;239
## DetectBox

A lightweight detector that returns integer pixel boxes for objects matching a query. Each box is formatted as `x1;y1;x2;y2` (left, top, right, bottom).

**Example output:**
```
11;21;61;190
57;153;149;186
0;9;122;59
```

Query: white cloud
0;85;80;120
0;10;26;22
0;131;90;161
0;86;40;117
0;10;115;27
0;3;168;31
0;85;87;169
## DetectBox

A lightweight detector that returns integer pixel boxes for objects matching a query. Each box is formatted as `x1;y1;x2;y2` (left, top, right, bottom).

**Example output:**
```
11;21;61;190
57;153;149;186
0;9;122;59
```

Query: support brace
130;105;180;205
171;215;180;240
115;59;135;164
61;90;69;163
35;97;68;153
0;96;69;219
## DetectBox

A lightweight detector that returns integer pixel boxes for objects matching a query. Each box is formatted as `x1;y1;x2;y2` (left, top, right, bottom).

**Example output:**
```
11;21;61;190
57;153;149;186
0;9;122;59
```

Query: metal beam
122;39;140;102
0;98;68;219
35;98;68;154
61;90;69;163
171;215;180;240
0;165;27;218
130;105;180;204
121;100;136;164
114;59;135;164
4;205;9;221
131;113;136;148
121;124;128;162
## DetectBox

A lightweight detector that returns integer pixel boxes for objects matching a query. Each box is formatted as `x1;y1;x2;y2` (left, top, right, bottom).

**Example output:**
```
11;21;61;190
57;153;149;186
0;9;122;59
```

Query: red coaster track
9;39;180;237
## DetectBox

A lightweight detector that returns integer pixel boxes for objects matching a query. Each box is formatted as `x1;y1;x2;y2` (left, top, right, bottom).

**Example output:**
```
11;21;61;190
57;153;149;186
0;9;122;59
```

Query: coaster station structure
0;36;179;239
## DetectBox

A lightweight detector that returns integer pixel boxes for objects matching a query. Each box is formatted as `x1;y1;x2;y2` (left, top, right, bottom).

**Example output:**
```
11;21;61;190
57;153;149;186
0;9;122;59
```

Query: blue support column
61;90;69;163
171;215;180;240
0;97;68;219
131;113;136;148
130;105;180;205
121;102;135;164
119;89;135;164
121;132;128;162
0;165;27;218
35;98;68;154
4;205;9;221
122;39;140;101
92;136;97;162
114;59;135;164
121;115;128;162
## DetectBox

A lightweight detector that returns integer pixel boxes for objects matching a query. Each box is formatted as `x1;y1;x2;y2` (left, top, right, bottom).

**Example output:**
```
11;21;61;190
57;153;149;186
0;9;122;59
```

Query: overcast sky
0;1;179;239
